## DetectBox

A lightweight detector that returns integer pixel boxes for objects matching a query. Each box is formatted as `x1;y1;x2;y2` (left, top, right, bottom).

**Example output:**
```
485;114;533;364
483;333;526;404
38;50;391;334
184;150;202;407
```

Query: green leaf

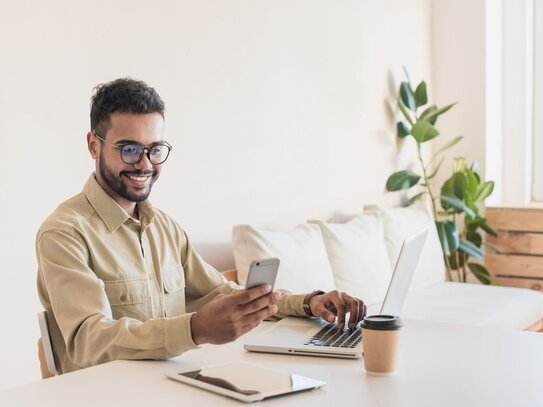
466;230;482;247
397;98;414;126
428;157;445;179
448;252;467;270
423;102;456;123
441;172;468;200
440;195;476;218
397;121;410;138
406;192;425;206
452;157;467;173
464;193;479;216
435;220;459;255
467;263;494;285
400;81;416;111
386;170;421;191
458;238;483;258
438;209;456;217
414;81;428;107
411;121;439;143
420;105;438;125
402;66;411;84
470;161;480;176
430;136;463;162
470;217;498;237
473;181;494;202
465;169;479;198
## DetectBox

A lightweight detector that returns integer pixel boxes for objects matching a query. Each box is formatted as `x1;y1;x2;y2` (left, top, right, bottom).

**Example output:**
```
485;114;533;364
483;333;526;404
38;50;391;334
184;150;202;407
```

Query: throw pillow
309;213;392;306
232;224;336;294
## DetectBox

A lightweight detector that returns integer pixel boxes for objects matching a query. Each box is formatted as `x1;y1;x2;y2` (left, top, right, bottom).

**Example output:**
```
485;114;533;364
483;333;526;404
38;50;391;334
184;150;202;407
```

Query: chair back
37;311;58;378
221;269;238;283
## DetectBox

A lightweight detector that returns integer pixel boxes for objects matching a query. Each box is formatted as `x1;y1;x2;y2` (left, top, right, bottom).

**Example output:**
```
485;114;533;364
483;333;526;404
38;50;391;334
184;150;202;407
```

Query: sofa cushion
365;281;543;330
309;213;392;306
365;205;446;290
232;224;336;294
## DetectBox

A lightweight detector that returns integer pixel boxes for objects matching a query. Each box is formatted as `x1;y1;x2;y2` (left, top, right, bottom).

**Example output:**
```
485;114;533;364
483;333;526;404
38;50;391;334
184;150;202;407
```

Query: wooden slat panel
487;207;543;232
525;320;543;332
487;231;543;255
486;253;543;278
494;276;543;292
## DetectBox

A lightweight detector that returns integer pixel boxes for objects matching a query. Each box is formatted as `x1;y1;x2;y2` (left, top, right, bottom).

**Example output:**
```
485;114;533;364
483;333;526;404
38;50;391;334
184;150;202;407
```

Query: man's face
89;112;166;209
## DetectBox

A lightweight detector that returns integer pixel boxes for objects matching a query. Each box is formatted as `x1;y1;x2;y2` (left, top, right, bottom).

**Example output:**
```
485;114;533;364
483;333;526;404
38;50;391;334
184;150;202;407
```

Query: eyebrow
114;139;166;147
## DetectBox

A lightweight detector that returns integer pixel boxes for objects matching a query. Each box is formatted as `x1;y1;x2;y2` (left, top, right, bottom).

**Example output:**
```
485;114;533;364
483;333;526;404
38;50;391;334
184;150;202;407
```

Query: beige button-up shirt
37;175;307;374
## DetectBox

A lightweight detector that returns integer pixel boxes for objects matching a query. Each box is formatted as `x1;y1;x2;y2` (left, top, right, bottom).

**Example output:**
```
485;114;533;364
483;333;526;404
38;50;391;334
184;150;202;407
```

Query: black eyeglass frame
92;132;173;165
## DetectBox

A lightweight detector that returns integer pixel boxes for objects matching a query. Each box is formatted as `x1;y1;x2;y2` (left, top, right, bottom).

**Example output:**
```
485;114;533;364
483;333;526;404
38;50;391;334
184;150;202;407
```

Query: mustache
121;170;156;177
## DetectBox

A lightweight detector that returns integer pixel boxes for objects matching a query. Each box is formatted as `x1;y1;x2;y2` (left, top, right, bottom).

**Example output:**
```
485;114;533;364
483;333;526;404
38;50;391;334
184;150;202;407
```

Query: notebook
243;227;429;359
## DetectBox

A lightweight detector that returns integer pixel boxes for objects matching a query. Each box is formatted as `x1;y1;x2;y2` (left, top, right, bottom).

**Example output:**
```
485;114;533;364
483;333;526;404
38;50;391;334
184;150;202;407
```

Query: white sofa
231;205;543;331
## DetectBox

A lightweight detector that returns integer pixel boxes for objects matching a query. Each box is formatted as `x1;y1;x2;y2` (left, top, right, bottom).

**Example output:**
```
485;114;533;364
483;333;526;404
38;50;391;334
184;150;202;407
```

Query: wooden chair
37;311;58;378
221;269;239;284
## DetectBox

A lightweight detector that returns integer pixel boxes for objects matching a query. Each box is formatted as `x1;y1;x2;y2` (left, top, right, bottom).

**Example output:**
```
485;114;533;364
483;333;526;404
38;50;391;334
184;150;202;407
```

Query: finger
241;304;278;325
344;296;359;328
231;284;272;305
358;299;366;322
328;292;346;329
316;302;336;324
323;291;345;329
308;295;335;323
238;293;278;315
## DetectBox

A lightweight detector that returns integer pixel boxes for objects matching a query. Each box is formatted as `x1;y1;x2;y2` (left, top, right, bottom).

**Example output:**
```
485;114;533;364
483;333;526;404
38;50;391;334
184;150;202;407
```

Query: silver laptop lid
380;227;428;315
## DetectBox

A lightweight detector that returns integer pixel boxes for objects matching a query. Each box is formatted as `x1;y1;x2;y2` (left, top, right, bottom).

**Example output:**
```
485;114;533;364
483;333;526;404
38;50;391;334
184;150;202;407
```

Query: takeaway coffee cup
360;315;403;375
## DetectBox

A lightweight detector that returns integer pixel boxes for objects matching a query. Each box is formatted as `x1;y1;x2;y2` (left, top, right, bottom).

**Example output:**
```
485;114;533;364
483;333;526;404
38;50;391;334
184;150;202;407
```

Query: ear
87;132;99;159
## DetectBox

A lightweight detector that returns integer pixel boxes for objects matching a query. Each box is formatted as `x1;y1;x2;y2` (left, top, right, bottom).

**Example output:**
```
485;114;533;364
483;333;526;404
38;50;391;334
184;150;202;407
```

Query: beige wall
430;0;486;193
0;0;431;389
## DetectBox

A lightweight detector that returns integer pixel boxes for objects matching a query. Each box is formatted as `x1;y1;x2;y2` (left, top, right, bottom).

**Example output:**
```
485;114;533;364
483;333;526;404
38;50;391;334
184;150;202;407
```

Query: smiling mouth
126;174;151;182
122;172;155;187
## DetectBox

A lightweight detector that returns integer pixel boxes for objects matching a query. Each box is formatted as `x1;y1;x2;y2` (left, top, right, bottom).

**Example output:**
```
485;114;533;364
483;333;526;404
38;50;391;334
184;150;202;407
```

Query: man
36;78;366;374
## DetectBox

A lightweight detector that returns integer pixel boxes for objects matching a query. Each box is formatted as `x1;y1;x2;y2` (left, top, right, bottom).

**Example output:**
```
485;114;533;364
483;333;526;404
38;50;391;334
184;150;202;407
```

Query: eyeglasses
93;132;173;165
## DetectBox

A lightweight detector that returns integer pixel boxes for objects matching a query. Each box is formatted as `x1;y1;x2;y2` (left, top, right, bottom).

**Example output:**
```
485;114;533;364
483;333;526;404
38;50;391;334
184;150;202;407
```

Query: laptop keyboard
304;323;362;348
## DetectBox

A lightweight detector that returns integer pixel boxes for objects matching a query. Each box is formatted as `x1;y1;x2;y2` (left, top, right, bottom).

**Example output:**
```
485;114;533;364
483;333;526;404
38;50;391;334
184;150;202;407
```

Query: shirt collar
83;174;156;232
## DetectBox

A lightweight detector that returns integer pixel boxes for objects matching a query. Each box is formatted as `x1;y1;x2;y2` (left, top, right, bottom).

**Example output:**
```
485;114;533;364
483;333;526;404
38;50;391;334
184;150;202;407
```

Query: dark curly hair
90;78;165;139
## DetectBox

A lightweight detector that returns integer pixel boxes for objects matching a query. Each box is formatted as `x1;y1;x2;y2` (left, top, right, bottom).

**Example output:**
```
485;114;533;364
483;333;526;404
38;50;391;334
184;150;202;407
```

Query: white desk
2;320;542;406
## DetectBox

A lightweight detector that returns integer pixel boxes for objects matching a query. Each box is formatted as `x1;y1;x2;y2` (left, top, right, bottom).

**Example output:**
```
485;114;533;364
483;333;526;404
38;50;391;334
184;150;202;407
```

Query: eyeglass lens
121;144;170;165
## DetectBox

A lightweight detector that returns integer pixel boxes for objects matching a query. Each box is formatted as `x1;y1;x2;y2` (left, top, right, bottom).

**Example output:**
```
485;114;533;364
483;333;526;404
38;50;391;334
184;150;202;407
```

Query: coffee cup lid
361;315;403;330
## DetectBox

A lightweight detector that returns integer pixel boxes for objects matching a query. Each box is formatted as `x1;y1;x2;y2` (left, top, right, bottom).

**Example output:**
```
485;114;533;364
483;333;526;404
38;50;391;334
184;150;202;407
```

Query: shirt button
148;275;152;280
120;293;127;302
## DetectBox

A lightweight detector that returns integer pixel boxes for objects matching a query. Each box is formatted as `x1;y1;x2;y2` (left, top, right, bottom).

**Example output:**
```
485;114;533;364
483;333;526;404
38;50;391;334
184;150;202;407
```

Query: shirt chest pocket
104;278;151;322
162;266;186;317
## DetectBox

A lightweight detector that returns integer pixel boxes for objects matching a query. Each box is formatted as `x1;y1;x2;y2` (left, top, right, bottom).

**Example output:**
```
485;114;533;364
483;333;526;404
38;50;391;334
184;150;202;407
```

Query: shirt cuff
276;291;307;317
163;313;200;357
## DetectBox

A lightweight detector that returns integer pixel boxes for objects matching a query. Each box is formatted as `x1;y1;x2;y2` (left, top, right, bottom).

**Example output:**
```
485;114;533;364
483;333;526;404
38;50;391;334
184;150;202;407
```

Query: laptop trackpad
256;326;312;346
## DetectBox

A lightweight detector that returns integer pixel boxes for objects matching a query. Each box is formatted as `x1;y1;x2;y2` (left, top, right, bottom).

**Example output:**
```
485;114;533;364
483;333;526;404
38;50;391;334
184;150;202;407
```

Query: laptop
244;227;429;359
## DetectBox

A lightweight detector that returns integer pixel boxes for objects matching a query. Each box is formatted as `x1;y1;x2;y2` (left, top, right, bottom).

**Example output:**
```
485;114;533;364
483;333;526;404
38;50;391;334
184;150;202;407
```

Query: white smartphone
245;258;280;290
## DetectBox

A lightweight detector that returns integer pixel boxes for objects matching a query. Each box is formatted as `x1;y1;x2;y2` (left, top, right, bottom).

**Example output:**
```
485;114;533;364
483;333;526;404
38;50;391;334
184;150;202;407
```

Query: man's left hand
309;291;366;330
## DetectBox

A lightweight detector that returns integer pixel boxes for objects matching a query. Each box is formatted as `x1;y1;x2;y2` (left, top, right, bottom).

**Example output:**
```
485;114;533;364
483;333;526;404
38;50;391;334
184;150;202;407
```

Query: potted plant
385;67;497;284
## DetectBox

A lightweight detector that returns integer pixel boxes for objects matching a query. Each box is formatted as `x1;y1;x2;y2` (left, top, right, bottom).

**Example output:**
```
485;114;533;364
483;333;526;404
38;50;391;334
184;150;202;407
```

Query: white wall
0;0;431;389
430;0;486;191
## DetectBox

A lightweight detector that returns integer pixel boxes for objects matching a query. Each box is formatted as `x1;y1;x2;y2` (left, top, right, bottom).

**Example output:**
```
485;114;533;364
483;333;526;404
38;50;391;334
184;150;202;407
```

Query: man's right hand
190;285;281;345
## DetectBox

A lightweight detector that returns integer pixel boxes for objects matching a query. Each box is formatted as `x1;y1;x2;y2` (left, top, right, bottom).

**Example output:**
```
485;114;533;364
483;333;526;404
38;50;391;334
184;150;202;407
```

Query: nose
133;149;154;171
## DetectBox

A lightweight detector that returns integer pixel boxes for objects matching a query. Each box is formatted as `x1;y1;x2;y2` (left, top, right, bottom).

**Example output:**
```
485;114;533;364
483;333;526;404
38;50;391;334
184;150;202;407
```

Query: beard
98;151;156;203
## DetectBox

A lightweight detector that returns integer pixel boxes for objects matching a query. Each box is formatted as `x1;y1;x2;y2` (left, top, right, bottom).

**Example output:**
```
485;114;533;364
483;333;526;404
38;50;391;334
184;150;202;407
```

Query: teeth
128;175;148;181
